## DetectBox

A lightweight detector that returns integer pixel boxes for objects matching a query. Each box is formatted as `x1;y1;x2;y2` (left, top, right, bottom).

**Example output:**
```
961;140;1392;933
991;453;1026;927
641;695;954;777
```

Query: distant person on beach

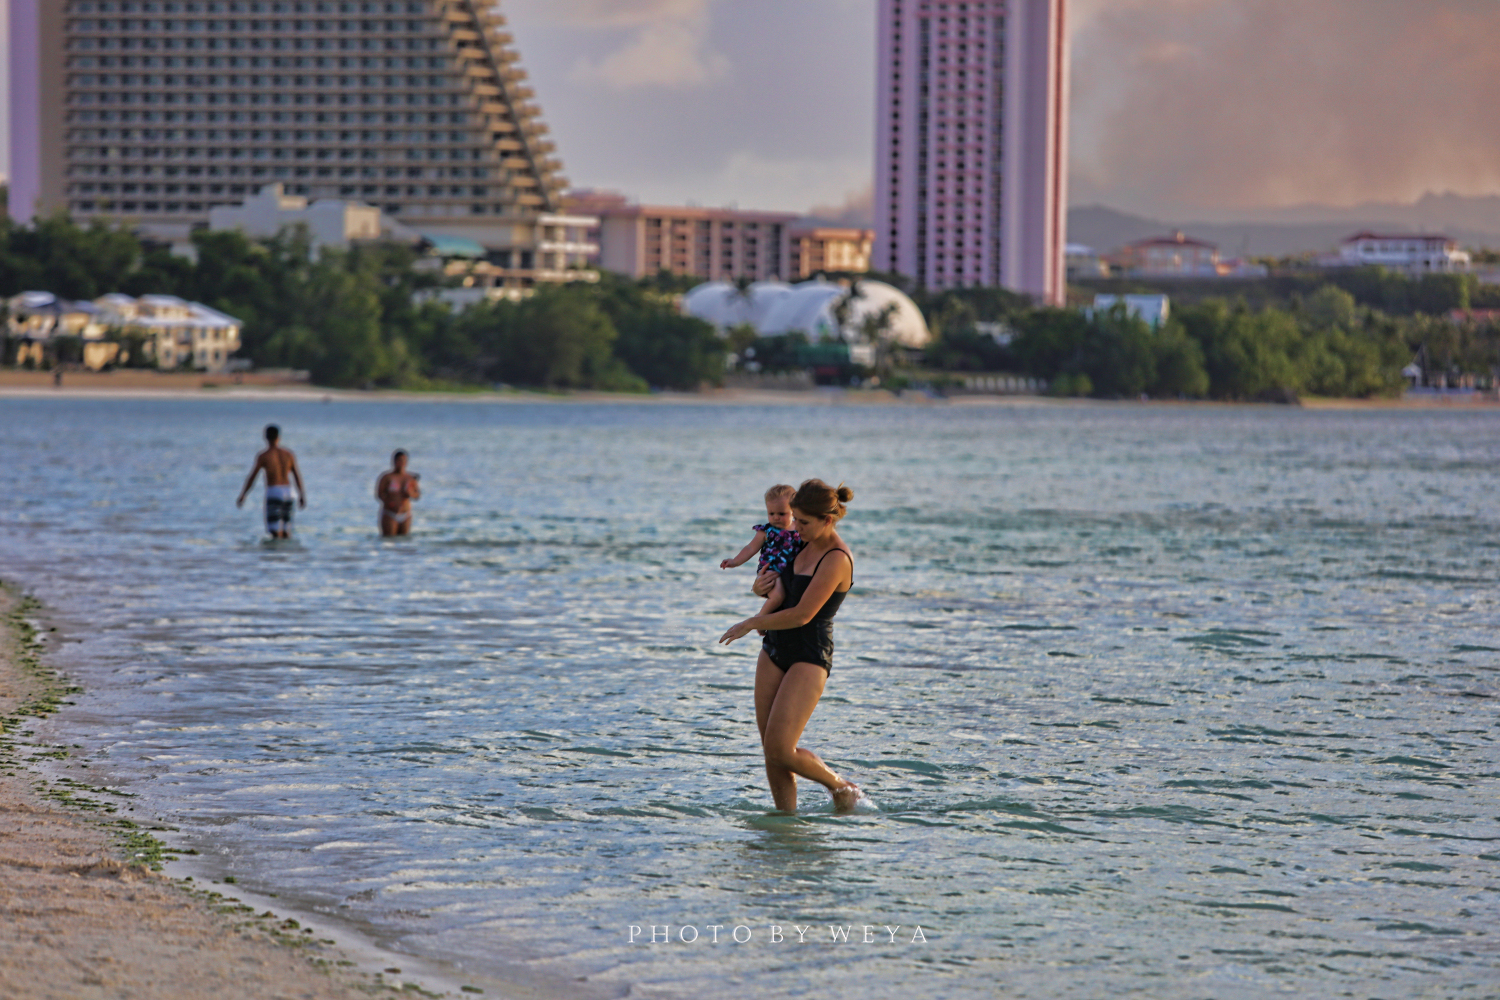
721;483;802;620
376;450;421;537
719;479;860;813
236;424;306;539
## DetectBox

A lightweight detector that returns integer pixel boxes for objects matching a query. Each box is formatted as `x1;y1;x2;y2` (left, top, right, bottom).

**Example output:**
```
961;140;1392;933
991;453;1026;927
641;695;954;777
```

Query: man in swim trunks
236;424;306;538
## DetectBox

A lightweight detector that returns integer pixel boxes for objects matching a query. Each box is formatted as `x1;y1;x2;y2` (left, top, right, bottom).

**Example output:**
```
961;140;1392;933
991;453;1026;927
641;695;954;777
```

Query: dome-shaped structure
683;278;929;348
681;281;793;330
763;279;930;347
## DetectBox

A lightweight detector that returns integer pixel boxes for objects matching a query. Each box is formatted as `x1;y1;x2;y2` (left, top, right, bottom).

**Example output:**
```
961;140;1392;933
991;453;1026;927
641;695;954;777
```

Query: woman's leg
754;652;797;808
757;657;852;812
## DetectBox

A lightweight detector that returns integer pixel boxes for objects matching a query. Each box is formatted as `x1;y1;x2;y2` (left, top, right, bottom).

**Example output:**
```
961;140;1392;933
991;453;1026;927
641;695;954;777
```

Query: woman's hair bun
792;479;853;522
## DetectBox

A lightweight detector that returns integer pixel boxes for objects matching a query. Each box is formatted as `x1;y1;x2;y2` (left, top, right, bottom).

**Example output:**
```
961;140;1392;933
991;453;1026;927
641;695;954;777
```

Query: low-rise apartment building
604;205;796;282
566;192;796;282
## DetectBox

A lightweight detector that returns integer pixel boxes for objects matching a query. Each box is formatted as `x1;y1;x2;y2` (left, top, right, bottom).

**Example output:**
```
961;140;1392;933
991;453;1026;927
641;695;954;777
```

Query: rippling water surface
2;396;1498;999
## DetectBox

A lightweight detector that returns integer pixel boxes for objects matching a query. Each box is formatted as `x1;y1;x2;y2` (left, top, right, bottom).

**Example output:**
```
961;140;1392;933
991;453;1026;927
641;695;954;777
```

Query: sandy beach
0;367;1495;408
0;586;380;1000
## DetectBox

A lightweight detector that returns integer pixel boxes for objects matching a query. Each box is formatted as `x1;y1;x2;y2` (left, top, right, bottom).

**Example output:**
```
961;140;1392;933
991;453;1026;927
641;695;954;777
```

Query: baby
721;483;803;580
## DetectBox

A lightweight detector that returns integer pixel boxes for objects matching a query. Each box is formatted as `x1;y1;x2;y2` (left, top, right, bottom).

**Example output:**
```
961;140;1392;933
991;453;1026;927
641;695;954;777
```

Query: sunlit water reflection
2;396;1497;999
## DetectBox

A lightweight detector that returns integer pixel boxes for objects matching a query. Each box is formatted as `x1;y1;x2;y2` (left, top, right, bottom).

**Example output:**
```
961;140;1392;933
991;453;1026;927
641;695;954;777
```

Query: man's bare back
254;445;299;487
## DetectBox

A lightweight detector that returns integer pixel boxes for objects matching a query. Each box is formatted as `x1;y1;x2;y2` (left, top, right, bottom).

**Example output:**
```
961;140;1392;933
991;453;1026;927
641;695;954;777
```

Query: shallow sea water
2;396;1498;999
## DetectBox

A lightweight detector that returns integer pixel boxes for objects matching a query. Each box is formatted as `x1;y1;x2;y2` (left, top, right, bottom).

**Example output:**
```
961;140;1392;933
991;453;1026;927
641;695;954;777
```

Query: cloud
806;184;873;227
705;152;869;214
508;0;729;90
1069;0;1500;217
618;151;870;214
508;0;708;29
571;17;729;90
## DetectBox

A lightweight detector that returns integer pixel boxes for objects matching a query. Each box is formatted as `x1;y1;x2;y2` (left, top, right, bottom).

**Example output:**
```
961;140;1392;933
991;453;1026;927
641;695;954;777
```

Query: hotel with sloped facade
8;0;584;286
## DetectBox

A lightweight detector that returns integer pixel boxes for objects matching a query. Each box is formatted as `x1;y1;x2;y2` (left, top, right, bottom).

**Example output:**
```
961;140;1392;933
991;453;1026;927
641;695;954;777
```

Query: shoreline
0;370;1495;409
1;383;1498;410
0;582;507;999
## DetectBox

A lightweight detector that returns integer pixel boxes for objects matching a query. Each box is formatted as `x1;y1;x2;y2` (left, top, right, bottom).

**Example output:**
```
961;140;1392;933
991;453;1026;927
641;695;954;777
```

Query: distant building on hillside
789;227;874;279
1334;233;1470;274
1113;232;1220;277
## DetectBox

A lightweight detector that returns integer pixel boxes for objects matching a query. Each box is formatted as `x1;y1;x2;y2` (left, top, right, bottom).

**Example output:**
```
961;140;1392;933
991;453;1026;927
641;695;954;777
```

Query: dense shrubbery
0;214;721;390
920;280;1498;400
1076;267;1500;315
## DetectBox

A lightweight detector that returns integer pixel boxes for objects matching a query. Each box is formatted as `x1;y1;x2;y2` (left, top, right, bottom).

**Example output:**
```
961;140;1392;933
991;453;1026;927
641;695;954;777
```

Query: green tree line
913;280;1500;399
0;213;723;391
6;212;1497;397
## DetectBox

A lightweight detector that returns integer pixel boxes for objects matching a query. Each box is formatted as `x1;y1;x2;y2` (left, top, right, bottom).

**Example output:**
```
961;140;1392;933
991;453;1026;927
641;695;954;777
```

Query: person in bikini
376;449;421;537
719;479;860;814
236;424;306;539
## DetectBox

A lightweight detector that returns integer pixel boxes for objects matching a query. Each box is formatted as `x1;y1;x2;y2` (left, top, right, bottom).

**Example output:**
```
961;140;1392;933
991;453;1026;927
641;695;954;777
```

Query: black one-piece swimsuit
762;548;852;674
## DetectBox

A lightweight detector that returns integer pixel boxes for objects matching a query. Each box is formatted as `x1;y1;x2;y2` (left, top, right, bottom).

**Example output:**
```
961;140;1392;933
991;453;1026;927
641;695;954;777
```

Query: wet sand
0;587;376;1000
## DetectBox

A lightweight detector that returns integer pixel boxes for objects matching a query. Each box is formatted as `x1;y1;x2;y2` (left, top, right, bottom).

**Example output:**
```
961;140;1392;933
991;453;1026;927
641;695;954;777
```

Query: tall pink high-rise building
875;0;1069;303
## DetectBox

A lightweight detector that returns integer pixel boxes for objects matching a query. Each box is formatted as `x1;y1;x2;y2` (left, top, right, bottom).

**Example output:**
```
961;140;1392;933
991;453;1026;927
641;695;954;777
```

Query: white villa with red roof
1113;232;1221;277
1337;233;1471;273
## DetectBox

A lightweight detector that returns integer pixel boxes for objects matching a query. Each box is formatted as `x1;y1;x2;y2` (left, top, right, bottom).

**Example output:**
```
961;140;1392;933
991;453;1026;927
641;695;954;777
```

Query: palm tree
731;275;756;329
830;278;863;337
860;302;901;378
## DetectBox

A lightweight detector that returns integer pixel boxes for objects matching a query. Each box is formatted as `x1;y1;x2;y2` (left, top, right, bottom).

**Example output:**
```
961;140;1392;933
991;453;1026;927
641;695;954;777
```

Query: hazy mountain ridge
1069;198;1500;258
800;193;1500;257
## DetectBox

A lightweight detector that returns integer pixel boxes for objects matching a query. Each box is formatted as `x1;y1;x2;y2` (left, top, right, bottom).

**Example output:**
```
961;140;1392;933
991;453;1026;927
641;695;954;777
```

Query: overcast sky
6;0;1500;221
